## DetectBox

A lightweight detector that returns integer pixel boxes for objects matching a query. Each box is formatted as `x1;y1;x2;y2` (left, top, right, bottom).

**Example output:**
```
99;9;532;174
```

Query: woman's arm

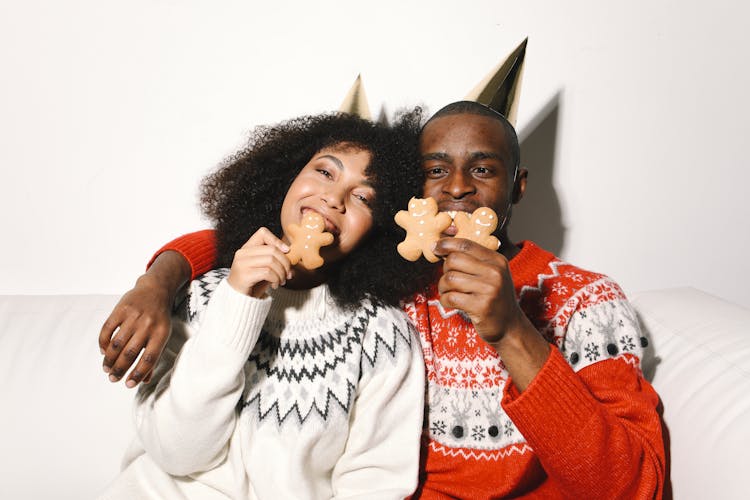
132;228;291;474
134;277;271;475
331;306;425;499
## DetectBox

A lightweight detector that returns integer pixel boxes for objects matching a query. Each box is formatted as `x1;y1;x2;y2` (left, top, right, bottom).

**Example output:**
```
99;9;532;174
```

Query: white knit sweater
100;269;425;500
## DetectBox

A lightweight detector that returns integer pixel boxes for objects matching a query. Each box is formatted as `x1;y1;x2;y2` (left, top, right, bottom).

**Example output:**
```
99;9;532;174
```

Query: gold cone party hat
339;74;372;120
464;38;527;126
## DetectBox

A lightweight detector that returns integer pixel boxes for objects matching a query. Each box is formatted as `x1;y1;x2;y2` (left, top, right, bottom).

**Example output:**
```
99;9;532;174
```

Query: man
100;101;664;498
401;102;664;498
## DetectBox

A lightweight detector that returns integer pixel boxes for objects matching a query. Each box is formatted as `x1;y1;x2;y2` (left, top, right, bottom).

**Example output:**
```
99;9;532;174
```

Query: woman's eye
354;193;371;205
317;169;333;178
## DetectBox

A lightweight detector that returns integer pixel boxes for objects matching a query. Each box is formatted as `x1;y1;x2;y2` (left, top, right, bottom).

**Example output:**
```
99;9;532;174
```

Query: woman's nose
322;188;345;210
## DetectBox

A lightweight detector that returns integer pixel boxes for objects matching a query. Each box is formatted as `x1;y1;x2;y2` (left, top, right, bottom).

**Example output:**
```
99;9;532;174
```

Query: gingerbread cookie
453;207;500;250
394;197;452;262
286;212;334;270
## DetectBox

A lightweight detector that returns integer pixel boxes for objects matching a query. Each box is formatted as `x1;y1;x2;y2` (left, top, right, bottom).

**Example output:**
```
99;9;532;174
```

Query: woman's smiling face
280;144;375;266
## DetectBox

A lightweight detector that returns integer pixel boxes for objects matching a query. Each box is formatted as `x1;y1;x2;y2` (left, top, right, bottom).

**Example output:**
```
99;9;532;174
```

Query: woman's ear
512;168;528;204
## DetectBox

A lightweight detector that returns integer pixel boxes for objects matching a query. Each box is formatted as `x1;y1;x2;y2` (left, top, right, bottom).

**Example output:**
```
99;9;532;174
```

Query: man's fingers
439;290;475;314
434;237;500;263
433;237;476;256
438;269;473;295
108;333;148;382
99;308;125;353
124;336;164;388
102;316;137;373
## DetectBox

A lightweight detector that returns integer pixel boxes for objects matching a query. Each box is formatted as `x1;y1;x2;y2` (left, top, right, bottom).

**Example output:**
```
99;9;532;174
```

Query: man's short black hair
425;100;520;172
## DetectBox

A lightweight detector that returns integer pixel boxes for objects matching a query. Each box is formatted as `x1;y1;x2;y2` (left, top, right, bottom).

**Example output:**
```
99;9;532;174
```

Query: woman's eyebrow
318;154;374;187
318;154;344;170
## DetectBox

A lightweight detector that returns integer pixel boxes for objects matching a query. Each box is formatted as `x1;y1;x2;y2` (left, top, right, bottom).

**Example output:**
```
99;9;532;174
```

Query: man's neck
499;234;521;261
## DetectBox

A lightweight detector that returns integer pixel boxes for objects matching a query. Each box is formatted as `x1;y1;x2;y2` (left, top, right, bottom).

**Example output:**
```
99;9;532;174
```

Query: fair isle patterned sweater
406;241;665;499
105;270;425;500
149;232;665;499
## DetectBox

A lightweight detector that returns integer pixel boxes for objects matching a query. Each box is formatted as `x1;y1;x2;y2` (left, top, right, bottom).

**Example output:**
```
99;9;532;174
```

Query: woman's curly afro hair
200;109;436;309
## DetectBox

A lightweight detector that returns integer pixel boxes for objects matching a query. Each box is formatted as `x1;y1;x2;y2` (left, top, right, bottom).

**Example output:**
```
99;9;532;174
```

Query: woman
100;110;432;499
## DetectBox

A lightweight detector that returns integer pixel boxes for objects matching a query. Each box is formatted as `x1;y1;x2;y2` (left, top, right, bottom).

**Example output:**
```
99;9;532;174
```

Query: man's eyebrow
318;154;344;170
468;151;503;161
421;152;452;162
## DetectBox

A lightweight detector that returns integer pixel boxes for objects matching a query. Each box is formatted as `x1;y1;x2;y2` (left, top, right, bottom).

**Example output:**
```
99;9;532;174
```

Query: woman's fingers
228;244;292;297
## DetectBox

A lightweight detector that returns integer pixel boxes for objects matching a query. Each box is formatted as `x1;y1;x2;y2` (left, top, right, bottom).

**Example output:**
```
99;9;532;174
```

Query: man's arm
503;348;665;498
99;229;218;387
433;237;549;390
134;278;270;475
433;237;665;497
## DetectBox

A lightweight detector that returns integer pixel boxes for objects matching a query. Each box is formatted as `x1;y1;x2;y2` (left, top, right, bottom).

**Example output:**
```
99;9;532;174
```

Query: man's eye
472;166;492;175
425;166;446;177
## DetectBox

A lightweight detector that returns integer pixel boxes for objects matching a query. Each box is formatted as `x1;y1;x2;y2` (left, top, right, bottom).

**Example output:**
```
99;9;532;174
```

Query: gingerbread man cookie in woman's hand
286;212;334;269
394;197;452;262
453;207;501;250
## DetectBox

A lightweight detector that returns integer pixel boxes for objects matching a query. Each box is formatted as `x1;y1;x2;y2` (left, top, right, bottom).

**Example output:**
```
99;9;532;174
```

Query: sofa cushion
632;287;749;500
0;295;132;500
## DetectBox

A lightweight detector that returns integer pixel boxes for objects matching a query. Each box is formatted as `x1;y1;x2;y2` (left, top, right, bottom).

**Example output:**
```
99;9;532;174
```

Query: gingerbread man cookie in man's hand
453;207;501;250
394;197;452;262
286;212;334;270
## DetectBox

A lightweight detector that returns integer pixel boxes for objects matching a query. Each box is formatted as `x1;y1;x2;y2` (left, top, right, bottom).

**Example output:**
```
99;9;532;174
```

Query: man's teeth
443;211;469;220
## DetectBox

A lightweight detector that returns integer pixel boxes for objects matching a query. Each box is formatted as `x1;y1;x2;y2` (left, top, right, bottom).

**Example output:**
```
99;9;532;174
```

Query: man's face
419;113;516;236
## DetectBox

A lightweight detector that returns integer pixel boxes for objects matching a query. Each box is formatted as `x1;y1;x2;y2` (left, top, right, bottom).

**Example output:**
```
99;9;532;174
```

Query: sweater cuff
195;279;272;358
502;347;599;446
147;229;217;280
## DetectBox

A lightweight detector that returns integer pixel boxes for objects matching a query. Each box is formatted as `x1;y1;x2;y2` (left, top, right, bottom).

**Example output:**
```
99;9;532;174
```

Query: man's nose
444;171;475;198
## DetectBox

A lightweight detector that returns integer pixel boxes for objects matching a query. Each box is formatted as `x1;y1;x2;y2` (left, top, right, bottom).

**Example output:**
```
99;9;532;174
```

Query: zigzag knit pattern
187;269;416;430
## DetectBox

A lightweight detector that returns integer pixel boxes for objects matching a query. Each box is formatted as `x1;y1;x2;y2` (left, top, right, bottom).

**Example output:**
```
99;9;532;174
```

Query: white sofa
0;287;748;499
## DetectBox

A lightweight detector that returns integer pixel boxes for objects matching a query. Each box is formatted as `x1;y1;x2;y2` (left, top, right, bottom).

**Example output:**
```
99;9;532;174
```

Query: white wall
2;0;748;308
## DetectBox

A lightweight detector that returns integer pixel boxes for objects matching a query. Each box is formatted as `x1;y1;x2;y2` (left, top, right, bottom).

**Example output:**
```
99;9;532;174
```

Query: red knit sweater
153;233;665;499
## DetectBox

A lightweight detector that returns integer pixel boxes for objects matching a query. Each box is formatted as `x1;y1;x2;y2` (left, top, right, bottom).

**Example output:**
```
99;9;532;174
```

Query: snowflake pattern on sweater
404;242;646;458
186;269;418;430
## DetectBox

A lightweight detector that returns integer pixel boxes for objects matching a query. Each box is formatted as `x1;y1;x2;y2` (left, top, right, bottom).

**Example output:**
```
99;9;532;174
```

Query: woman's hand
227;228;292;298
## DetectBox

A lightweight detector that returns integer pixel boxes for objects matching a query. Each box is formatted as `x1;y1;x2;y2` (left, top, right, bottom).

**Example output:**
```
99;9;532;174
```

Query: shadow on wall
510;91;565;255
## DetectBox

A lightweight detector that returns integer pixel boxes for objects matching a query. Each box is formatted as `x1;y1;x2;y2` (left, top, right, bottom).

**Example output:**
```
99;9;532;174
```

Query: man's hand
433;237;550;391
99;250;191;388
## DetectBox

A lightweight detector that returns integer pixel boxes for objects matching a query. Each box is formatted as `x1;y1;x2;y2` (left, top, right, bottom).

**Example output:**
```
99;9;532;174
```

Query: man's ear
512;168;528;204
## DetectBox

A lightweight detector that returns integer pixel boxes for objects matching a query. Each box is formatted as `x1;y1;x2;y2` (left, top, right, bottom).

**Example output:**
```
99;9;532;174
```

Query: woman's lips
302;208;339;236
